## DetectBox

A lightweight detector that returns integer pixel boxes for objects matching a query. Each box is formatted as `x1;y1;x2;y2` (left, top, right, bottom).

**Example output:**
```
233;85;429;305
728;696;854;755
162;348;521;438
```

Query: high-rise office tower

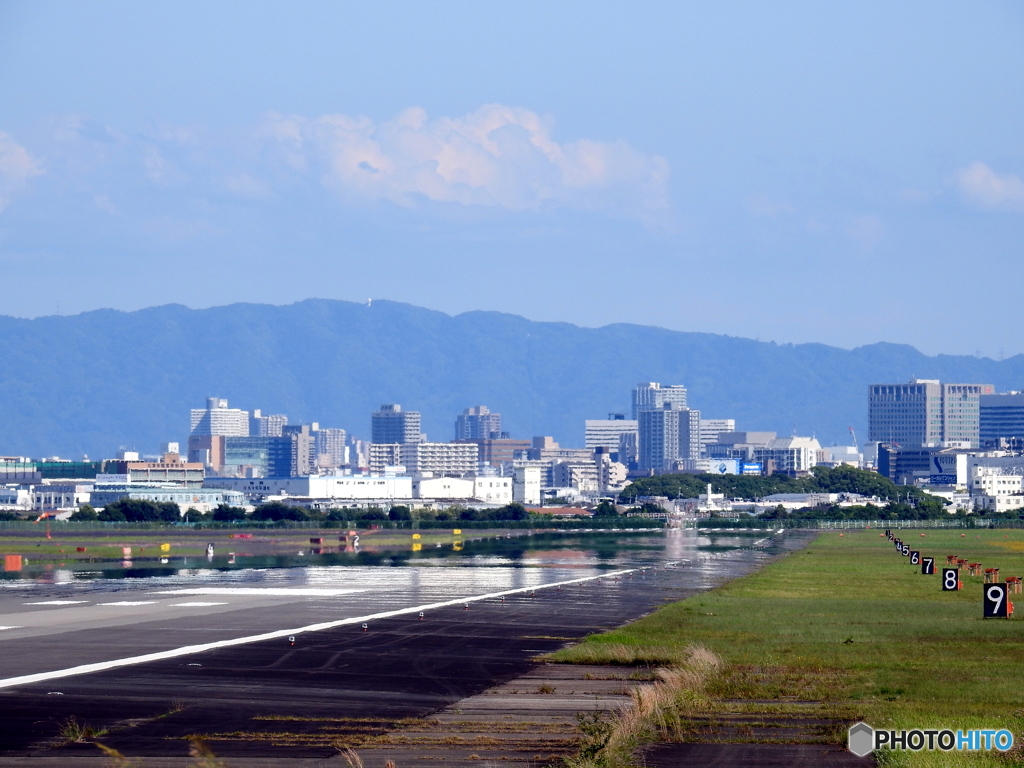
455;406;503;440
638;403;700;471
632;383;688;420
868;380;993;449
315;427;348;468
980;392;1024;447
371;404;422;445
188;398;250;470
282;424;316;476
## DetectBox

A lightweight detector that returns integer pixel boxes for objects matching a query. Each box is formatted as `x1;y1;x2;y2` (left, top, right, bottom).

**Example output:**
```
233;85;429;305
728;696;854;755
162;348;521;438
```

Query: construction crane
848;426;859;450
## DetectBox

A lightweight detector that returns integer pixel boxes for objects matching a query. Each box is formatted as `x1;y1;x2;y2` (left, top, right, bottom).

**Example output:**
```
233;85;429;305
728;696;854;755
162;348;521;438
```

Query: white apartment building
598;456;629;492
551;461;601;492
753;437;824;474
250;410;288;437
971;467;1024;513
514;466;542;505
190;397;250;436
315;428;348;468
368;443;403;473
585;418;638;451
368;443;479;476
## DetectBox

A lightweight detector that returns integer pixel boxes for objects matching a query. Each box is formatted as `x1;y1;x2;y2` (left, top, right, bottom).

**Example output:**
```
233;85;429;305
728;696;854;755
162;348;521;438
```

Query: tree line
621;465;937;505
68;500;535;524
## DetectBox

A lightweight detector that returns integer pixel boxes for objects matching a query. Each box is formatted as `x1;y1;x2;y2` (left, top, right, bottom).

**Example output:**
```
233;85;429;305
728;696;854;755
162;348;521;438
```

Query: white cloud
0;132;43;211
955;162;1024;211
258;104;670;221
143;146;189;186
222;172;272;200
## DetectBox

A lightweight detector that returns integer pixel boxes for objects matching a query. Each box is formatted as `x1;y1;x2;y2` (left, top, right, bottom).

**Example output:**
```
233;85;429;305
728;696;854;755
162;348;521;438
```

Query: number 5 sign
984;583;1012;618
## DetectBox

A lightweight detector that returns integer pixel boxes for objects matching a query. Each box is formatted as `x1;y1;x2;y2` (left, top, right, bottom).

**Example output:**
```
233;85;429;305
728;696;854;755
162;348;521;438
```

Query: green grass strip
553;529;1024;766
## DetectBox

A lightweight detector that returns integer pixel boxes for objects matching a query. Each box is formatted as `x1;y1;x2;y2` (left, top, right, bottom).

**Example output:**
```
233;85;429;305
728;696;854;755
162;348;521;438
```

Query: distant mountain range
1;299;1022;460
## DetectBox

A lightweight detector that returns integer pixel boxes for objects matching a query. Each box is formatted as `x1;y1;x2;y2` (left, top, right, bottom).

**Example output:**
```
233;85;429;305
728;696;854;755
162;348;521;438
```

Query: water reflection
0;529;778;584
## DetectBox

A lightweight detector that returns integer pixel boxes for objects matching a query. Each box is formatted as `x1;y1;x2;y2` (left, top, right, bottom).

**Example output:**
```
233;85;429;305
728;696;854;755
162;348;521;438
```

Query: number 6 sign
984;583;1011;618
910;551;920;565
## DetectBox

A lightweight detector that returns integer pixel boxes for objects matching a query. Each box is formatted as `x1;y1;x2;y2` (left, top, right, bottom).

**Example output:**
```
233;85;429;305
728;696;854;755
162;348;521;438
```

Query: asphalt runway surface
0;530;811;762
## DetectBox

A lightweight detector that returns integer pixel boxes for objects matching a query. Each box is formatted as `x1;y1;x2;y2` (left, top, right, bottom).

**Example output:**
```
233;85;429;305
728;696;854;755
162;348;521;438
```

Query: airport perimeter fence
694;518;1024;530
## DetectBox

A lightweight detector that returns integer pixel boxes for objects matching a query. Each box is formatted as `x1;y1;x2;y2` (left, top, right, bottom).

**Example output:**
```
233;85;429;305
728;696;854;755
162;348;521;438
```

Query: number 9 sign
984;583;1011;618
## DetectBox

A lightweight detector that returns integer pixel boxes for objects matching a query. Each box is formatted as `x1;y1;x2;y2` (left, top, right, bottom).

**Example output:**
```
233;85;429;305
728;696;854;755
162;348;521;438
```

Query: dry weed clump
567;645;722;768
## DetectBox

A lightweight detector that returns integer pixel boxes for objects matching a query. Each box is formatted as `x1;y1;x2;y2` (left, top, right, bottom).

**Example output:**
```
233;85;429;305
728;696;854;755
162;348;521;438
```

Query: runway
0;530;811;761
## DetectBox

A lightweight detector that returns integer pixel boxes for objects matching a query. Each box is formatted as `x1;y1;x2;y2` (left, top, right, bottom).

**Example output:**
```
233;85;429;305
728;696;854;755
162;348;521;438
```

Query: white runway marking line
171;602;228;607
0;568;637;690
24;600;89;605
98;601;158;606
153;588;366;597
0;626;22;631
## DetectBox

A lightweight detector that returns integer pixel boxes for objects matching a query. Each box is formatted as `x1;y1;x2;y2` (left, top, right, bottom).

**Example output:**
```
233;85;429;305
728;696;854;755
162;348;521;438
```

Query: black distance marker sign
942;568;960;591
921;557;934;575
901;544;910;556
910;551;920;565
984;583;1010;618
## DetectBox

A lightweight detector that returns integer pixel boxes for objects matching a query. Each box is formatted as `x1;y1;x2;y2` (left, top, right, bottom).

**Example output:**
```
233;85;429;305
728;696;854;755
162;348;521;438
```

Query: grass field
552;529;1024;766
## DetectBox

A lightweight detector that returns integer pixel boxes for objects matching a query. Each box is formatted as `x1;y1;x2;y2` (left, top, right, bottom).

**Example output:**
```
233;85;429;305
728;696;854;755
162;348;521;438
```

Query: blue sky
0;1;1022;357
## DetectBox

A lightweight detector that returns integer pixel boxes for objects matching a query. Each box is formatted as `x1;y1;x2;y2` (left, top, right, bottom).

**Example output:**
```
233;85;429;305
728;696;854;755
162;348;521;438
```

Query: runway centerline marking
98;601;158;606
171;602;228;607
0;627;22;631
24;601;89;605
0;568;637;690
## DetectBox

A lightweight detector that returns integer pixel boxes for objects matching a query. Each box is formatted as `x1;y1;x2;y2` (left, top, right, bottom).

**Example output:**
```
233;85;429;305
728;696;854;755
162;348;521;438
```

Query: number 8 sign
984;583;1011;618
942;568;961;591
